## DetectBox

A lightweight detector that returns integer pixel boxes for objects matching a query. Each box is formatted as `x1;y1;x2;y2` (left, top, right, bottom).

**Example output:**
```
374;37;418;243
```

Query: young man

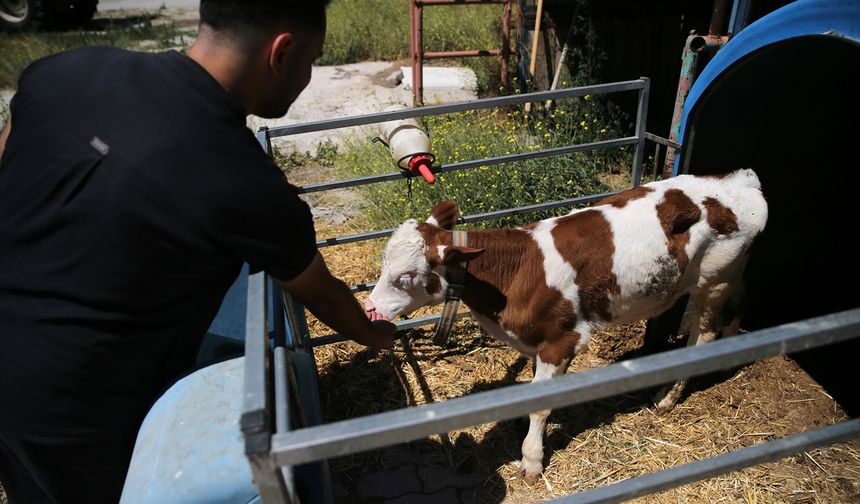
0;1;394;502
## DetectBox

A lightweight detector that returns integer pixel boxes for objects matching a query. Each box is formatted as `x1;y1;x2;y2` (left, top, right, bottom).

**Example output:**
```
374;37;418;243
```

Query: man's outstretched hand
362;319;397;350
278;252;397;351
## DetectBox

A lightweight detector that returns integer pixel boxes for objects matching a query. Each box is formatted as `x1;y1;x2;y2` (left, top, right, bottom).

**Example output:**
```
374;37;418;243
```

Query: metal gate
240;80;860;503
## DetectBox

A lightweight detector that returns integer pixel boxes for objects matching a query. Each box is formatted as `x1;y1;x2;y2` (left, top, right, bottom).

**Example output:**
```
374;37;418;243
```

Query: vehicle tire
0;0;49;32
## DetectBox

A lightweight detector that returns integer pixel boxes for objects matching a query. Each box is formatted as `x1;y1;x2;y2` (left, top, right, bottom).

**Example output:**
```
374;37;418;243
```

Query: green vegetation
331;94;632;230
0;12;191;89
320;2;635;230
324;0;507;95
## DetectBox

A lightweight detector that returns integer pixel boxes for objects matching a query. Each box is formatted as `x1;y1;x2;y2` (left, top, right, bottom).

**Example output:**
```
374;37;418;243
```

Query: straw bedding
305;219;859;504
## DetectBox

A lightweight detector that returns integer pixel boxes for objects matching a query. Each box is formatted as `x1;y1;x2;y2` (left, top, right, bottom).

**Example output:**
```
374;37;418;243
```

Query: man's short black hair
200;0;330;39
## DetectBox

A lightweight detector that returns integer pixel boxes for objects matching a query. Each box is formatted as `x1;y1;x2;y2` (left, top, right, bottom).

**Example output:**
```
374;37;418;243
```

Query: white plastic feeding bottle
377;107;436;184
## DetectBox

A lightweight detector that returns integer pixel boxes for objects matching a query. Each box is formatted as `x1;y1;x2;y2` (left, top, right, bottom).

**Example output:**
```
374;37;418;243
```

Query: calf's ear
442;245;484;265
426;200;459;230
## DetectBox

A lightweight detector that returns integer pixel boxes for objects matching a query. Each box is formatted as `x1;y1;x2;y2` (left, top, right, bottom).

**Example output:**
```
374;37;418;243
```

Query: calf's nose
364;297;390;321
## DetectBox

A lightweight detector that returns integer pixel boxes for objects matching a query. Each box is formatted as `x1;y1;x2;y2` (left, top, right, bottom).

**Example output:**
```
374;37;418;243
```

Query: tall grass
324;0;507;94
320;1;636;230
0;14;191;89
331;94;632;230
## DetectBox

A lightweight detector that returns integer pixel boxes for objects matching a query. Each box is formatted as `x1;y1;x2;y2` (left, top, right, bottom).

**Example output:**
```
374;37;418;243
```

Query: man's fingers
371;319;397;334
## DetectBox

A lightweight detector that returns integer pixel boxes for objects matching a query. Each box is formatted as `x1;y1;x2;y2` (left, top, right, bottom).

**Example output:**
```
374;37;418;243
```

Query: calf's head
366;201;484;320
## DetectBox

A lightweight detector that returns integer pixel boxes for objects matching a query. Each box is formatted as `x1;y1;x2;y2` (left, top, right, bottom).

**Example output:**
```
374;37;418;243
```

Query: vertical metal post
652;143;662;181
256;126;272;155
728;0;751;35
708;0;731;37
501;0;511;92
631;77;650;188
410;0;425;106
241;272;294;504
662;35;698;179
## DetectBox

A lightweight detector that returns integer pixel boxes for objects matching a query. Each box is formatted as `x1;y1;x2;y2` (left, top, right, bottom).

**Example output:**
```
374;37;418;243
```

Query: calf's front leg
519;353;571;484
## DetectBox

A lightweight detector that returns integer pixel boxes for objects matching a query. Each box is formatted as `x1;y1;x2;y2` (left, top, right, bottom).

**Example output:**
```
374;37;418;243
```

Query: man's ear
441;245;484;265
426;200;459;230
268;32;295;75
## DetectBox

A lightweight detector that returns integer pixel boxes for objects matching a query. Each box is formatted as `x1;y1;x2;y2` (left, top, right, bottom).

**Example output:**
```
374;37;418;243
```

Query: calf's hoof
653;389;679;414
653;380;686;414
518;458;543;485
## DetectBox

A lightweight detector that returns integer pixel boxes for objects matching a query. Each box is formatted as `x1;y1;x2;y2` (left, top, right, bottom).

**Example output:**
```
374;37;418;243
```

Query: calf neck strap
433;230;468;346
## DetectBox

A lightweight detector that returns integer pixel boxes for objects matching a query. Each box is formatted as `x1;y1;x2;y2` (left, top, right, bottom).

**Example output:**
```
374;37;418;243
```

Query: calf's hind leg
654;257;748;412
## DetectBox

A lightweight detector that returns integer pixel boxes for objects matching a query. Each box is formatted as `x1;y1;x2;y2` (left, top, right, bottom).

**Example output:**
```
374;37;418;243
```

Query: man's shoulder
22;46;155;84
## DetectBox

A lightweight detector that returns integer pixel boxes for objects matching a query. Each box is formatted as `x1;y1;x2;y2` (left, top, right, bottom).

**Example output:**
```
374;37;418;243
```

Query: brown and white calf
365;168;768;483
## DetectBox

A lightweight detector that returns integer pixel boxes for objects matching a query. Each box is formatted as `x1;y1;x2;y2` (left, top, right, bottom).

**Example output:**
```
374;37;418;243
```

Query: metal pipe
410;0;423;106
241;272;269;438
315;189;615;249
269;308;860;466
424;49;502;58
273;347;290;434
266;79;646;137
502;0;511;91
632;77;650;187
299;135;638;194
311;312;470;347
708;0;732;37
644;132;681;150
415;2;424;106
662;33;727;178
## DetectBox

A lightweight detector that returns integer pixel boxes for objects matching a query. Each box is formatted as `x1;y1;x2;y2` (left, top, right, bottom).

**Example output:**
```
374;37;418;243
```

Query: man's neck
186;26;260;115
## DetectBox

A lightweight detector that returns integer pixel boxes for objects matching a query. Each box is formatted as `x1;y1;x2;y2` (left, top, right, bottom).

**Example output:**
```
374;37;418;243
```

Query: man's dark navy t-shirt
0;46;317;436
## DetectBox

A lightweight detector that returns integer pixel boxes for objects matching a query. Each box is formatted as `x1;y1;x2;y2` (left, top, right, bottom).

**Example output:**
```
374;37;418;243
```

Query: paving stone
355;465;422;499
417;465;484;494
384;487;459;504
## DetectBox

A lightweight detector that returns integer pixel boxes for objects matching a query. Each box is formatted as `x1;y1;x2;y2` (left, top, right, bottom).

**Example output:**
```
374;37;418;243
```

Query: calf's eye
398;275;413;288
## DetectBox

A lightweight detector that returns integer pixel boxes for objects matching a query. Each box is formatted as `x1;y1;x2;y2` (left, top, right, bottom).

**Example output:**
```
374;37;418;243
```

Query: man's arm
0;110;10;161
276;252;395;349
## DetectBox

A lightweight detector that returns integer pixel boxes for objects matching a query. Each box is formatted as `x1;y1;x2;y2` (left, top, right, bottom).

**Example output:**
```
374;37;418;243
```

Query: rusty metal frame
410;0;512;105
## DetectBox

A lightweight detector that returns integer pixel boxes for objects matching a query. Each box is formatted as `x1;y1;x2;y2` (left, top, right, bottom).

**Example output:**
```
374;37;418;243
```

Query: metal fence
240;81;860;503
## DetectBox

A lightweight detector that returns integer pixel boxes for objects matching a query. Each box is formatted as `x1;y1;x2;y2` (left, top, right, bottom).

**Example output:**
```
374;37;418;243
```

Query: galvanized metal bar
273;347;290;434
247;454;294;504
240;271;268;434
644;131;681;150
269;308;860;466
241;272;295;503
631;77;650;187
311;312;469;347
255;127;272;155
316;191;616;248
459;191;613;224
554;418;860;504
270;350;298;503
265;80;646;138
298;136;638;194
